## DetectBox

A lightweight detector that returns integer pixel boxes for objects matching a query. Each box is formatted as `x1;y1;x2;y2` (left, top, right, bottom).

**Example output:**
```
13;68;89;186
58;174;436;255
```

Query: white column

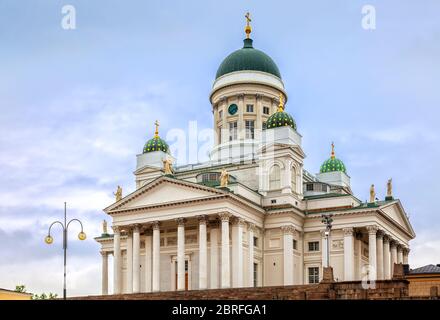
281;225;294;285
152;221;161;292
198;216;208;290
321;230;328;268
144;231;152;292
376;231;384;280
367;226;378;281
383;235;391;280
126;229;133;293
132;225;140;293
403;248;409;264
247;223;255;287
210;221;219;289
355;233;362;280
112;226;121;294
101;251;108;295
232;218;244;288
343;227;354;281
255;94;262;137
390;241;398;277
220;213;231;288
176;218;186;291
397;245;403;264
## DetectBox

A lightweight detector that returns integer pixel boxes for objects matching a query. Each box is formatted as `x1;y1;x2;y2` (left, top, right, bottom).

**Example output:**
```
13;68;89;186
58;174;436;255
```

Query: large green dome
216;38;281;79
319;144;347;173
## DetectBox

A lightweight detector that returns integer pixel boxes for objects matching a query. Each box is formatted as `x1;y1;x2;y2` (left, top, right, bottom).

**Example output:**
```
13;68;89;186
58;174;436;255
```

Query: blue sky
0;0;439;296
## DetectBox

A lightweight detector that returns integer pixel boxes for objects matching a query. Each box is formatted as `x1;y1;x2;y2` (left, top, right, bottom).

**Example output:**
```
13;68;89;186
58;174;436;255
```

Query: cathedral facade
96;17;415;295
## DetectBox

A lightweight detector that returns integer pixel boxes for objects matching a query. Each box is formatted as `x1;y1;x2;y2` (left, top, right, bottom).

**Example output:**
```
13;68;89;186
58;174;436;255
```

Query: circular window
228;104;238;115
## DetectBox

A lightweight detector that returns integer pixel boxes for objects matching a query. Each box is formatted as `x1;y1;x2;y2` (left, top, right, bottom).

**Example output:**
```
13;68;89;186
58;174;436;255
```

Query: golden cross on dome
278;93;284;112
245;12;252;39
331;142;335;159
154;120;159;138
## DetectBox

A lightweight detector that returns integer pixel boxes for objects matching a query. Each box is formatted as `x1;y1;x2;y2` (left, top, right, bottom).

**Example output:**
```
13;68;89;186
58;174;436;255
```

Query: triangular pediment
380;201;416;237
105;176;225;213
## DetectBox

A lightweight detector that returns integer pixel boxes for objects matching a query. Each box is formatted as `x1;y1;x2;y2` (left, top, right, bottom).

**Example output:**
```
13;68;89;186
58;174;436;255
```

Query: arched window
269;165;281;190
291;166;297;193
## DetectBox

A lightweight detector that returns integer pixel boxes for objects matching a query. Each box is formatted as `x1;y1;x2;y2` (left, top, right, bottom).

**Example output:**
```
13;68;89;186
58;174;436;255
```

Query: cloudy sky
0;0;439;297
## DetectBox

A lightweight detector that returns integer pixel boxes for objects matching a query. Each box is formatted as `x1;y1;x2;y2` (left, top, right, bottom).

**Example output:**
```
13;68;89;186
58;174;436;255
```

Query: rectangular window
253;236;258;247
229;122;237;141
293;239;297;250
306;183;314;191
308;267;319;284
263;106;270;115
308;241;320;252
219;110;223;120
245;120;255;139
246;104;254;112
253;263;258;287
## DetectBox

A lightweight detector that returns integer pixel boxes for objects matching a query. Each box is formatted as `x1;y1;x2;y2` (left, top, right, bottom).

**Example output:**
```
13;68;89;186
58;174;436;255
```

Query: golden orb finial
245;12;252;39
154;120;159;138
331;142;335;159
277;93;284;112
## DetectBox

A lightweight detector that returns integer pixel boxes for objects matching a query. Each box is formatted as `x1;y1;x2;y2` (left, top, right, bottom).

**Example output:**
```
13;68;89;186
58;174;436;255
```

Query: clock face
228;104;238;115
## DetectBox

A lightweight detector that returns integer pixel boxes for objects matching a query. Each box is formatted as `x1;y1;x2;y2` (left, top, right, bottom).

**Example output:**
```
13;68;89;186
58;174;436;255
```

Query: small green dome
216;38;281;79
266;110;297;130
143;136;169;153
320;158;347;173
319;144;347;173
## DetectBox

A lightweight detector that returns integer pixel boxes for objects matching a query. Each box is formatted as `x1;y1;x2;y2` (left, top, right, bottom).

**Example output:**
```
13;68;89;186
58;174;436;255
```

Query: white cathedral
96;16;415;295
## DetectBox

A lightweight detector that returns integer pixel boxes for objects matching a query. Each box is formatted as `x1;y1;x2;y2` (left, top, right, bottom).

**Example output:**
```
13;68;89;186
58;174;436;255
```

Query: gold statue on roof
220;168;229;188
113;185;122;202
387;178;393;198
369;184;376;203
163;157;174;175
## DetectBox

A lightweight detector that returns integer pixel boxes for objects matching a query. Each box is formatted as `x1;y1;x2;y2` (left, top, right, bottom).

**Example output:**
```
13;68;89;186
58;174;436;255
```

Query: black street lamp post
44;202;86;300
321;213;334;268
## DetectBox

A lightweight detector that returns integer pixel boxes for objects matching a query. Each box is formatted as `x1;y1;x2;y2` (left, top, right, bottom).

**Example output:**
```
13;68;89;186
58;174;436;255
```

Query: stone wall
71;280;409;300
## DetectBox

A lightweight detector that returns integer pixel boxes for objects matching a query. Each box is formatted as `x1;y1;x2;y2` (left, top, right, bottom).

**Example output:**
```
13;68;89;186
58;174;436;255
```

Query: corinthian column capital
218;212;232;222
343;227;354;236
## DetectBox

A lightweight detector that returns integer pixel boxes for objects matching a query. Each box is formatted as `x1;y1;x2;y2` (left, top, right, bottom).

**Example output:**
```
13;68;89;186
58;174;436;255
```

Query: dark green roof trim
216;38;281;79
303;193;350;200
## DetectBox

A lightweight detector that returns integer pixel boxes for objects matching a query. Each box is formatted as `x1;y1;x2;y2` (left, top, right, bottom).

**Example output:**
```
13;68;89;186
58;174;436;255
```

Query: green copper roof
266;110;297;130
215;38;281;79
143;136;169;153
320;157;347;173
